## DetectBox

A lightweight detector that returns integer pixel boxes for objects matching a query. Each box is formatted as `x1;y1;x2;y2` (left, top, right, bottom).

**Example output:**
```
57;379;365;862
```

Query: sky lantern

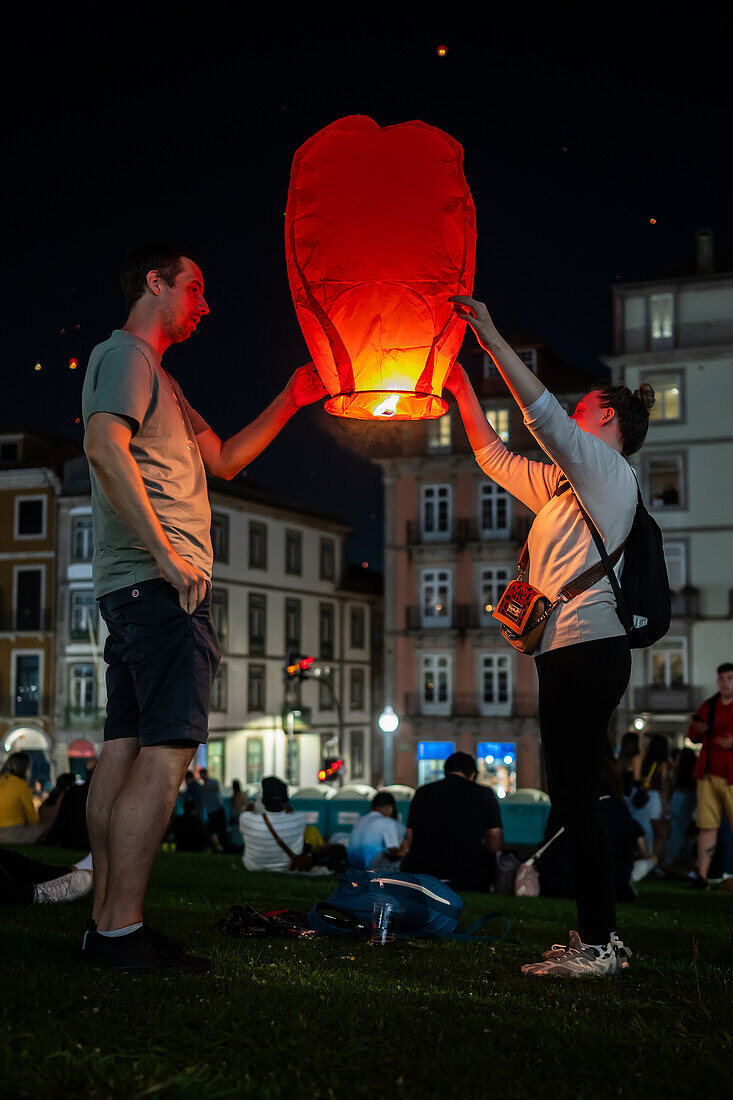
285;115;476;420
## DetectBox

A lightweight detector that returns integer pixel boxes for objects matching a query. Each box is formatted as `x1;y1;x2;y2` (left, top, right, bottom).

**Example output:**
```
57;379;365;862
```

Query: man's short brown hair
120;242;200;312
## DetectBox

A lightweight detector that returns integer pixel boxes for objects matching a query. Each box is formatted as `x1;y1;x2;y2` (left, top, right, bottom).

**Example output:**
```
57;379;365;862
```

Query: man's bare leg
697;827;718;880
86;738;140;924
97;743;196;932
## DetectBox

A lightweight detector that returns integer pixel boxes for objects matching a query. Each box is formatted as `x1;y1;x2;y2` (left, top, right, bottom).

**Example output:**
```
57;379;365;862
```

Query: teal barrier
499;802;550;846
289;798;331;836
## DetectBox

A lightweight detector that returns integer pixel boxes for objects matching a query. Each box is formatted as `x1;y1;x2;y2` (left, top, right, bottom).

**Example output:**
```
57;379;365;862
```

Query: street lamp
378;706;400;785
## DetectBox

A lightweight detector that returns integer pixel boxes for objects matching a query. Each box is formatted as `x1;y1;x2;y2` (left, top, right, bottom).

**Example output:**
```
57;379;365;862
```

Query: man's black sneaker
689;874;709;891
82;924;210;972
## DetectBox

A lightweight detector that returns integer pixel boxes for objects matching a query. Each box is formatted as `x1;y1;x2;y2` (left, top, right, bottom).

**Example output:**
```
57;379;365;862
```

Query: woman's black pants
535;636;631;945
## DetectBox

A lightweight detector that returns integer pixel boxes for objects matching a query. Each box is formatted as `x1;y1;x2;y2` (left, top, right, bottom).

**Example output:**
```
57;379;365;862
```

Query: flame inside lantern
285;116;476;420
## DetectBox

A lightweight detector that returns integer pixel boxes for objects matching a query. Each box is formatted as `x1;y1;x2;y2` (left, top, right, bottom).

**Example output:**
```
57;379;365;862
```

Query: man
401;752;503;891
184;769;206;817
239;777;307;872
81;243;325;971
167;800;217;854
688;662;733;888
199;768;228;851
348;792;408;871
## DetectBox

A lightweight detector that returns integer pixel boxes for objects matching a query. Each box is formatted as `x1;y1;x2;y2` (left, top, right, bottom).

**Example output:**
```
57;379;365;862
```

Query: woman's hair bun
635;382;655;411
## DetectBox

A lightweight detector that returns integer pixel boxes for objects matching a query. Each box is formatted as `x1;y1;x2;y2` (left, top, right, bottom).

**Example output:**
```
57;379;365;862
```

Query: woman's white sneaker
521;930;632;977
34;869;93;905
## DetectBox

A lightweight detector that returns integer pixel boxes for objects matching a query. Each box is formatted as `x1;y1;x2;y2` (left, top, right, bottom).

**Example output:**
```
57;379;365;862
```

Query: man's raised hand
286;362;328;409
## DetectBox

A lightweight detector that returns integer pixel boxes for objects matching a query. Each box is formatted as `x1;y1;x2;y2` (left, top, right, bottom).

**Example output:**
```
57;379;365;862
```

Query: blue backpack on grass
308;869;509;943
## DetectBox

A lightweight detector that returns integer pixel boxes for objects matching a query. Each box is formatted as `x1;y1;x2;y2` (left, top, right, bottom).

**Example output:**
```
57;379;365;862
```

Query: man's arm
195;364;326;481
84;412;208;612
484;827;503;853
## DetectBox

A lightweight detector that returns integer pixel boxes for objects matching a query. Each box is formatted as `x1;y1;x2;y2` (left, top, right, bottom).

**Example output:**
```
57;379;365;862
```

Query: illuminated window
421;569;452;627
484;407;510;443
69;589;96;641
246;737;264;784
651;638;687;688
14;653;41;716
70;664;96;711
645;372;683;422
649;293;674;346
427;413;452;453
479;483;510;536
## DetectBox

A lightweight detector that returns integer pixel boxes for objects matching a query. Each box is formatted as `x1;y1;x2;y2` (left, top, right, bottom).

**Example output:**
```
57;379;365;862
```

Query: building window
70;664;96;711
479;483;510;536
211;662;228;712
318;677;334;711
246;737;264;785
14;653;41;716
286;737;300;786
285;530;302;575
207;739;225;786
664;541;687;592
421;569;452;627
420;654;451;716
210;587;229;652
15;496;45;539
69;589;97;641
320;538;336;581
645;372;683;422
649;292;674;347
319;603;335;660
350;606;366;649
647;454;684;510
426;414;452;453
480;653;512;715
349;667;365;711
71;516;94;561
211;513;229;563
480;567;511;621
350;729;365;778
285;598;302;653
650;637;687;688
249;521;267;569
15;569;42;631
1;440;19;463
247;664;266;712
421;484;452;542
248;593;267;656
484;407;510;443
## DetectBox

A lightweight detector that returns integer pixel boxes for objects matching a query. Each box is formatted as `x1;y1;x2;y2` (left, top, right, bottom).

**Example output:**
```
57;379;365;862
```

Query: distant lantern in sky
284;115;476;420
34;363;42;371
68;357;78;370
437;45;447;57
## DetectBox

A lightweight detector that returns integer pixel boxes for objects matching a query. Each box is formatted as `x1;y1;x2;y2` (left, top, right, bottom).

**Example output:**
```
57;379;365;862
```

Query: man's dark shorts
98;578;220;748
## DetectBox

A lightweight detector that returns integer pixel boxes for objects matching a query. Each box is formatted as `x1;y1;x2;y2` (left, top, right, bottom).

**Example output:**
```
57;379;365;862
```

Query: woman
663;746;697;868
0;752;44;844
447;294;654;977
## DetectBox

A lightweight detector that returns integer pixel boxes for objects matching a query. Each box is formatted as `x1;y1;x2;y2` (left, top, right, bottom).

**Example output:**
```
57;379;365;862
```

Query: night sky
2;8;730;571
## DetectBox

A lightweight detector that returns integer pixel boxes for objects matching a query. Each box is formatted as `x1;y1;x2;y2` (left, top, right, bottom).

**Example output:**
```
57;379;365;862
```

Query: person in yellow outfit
0;752;44;843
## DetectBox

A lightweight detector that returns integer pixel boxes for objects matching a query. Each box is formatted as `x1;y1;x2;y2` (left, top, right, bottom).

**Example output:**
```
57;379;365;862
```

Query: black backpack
578;482;671;649
556;477;669;646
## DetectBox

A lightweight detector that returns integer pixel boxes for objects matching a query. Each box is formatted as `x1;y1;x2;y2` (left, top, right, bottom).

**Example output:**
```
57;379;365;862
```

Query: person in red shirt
688;662;733;886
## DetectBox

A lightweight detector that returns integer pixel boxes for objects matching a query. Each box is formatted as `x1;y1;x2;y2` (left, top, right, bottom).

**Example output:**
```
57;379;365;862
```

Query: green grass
2;847;732;1099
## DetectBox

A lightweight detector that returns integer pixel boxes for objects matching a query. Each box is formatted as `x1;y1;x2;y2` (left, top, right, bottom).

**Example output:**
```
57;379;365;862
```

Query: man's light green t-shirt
81;329;214;598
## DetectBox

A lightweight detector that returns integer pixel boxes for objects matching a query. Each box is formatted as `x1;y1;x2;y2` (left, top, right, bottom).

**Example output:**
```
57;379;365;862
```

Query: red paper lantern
285;116;476;420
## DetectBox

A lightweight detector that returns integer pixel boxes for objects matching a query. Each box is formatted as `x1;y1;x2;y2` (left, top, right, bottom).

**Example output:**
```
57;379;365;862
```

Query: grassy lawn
2;847;731;1099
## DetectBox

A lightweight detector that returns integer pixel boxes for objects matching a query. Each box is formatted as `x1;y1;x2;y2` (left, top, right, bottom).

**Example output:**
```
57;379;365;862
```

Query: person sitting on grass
239;777;308;872
0;848;93;905
401;752;503;891
167;799;219;853
37;773;76;839
0;753;44;845
348;792;409;872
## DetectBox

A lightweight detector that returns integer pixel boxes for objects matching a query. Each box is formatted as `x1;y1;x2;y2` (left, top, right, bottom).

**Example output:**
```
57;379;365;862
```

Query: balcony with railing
405;690;538;720
0;609;53;633
0;694;50;718
633;685;699;712
64;706;107;729
670;588;701;618
405;603;505;632
404;515;532;548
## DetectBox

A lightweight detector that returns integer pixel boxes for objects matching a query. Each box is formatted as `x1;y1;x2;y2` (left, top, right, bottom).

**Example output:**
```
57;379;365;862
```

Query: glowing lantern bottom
323;391;449;420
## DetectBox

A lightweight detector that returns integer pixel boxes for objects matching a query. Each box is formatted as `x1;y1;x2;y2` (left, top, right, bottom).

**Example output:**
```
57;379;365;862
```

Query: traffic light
285;655;314;682
318;757;344;782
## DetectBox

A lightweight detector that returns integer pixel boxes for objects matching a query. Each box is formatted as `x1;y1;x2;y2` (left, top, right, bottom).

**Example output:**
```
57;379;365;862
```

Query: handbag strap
516;476;627;602
262;812;297;861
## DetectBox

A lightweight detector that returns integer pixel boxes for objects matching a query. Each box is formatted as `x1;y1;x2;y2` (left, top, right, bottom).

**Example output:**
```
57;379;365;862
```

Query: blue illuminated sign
477;741;515;761
417;741;455;761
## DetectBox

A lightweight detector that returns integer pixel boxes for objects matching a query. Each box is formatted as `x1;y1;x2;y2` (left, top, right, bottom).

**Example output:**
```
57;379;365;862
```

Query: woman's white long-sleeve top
473;388;637;654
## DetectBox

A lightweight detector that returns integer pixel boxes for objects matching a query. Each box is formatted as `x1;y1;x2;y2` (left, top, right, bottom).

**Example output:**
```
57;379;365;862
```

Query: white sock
98;922;143;937
73;853;93;872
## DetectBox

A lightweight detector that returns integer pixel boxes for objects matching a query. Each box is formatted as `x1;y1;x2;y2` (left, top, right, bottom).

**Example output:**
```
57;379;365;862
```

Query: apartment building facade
376;344;595;793
603;229;733;736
